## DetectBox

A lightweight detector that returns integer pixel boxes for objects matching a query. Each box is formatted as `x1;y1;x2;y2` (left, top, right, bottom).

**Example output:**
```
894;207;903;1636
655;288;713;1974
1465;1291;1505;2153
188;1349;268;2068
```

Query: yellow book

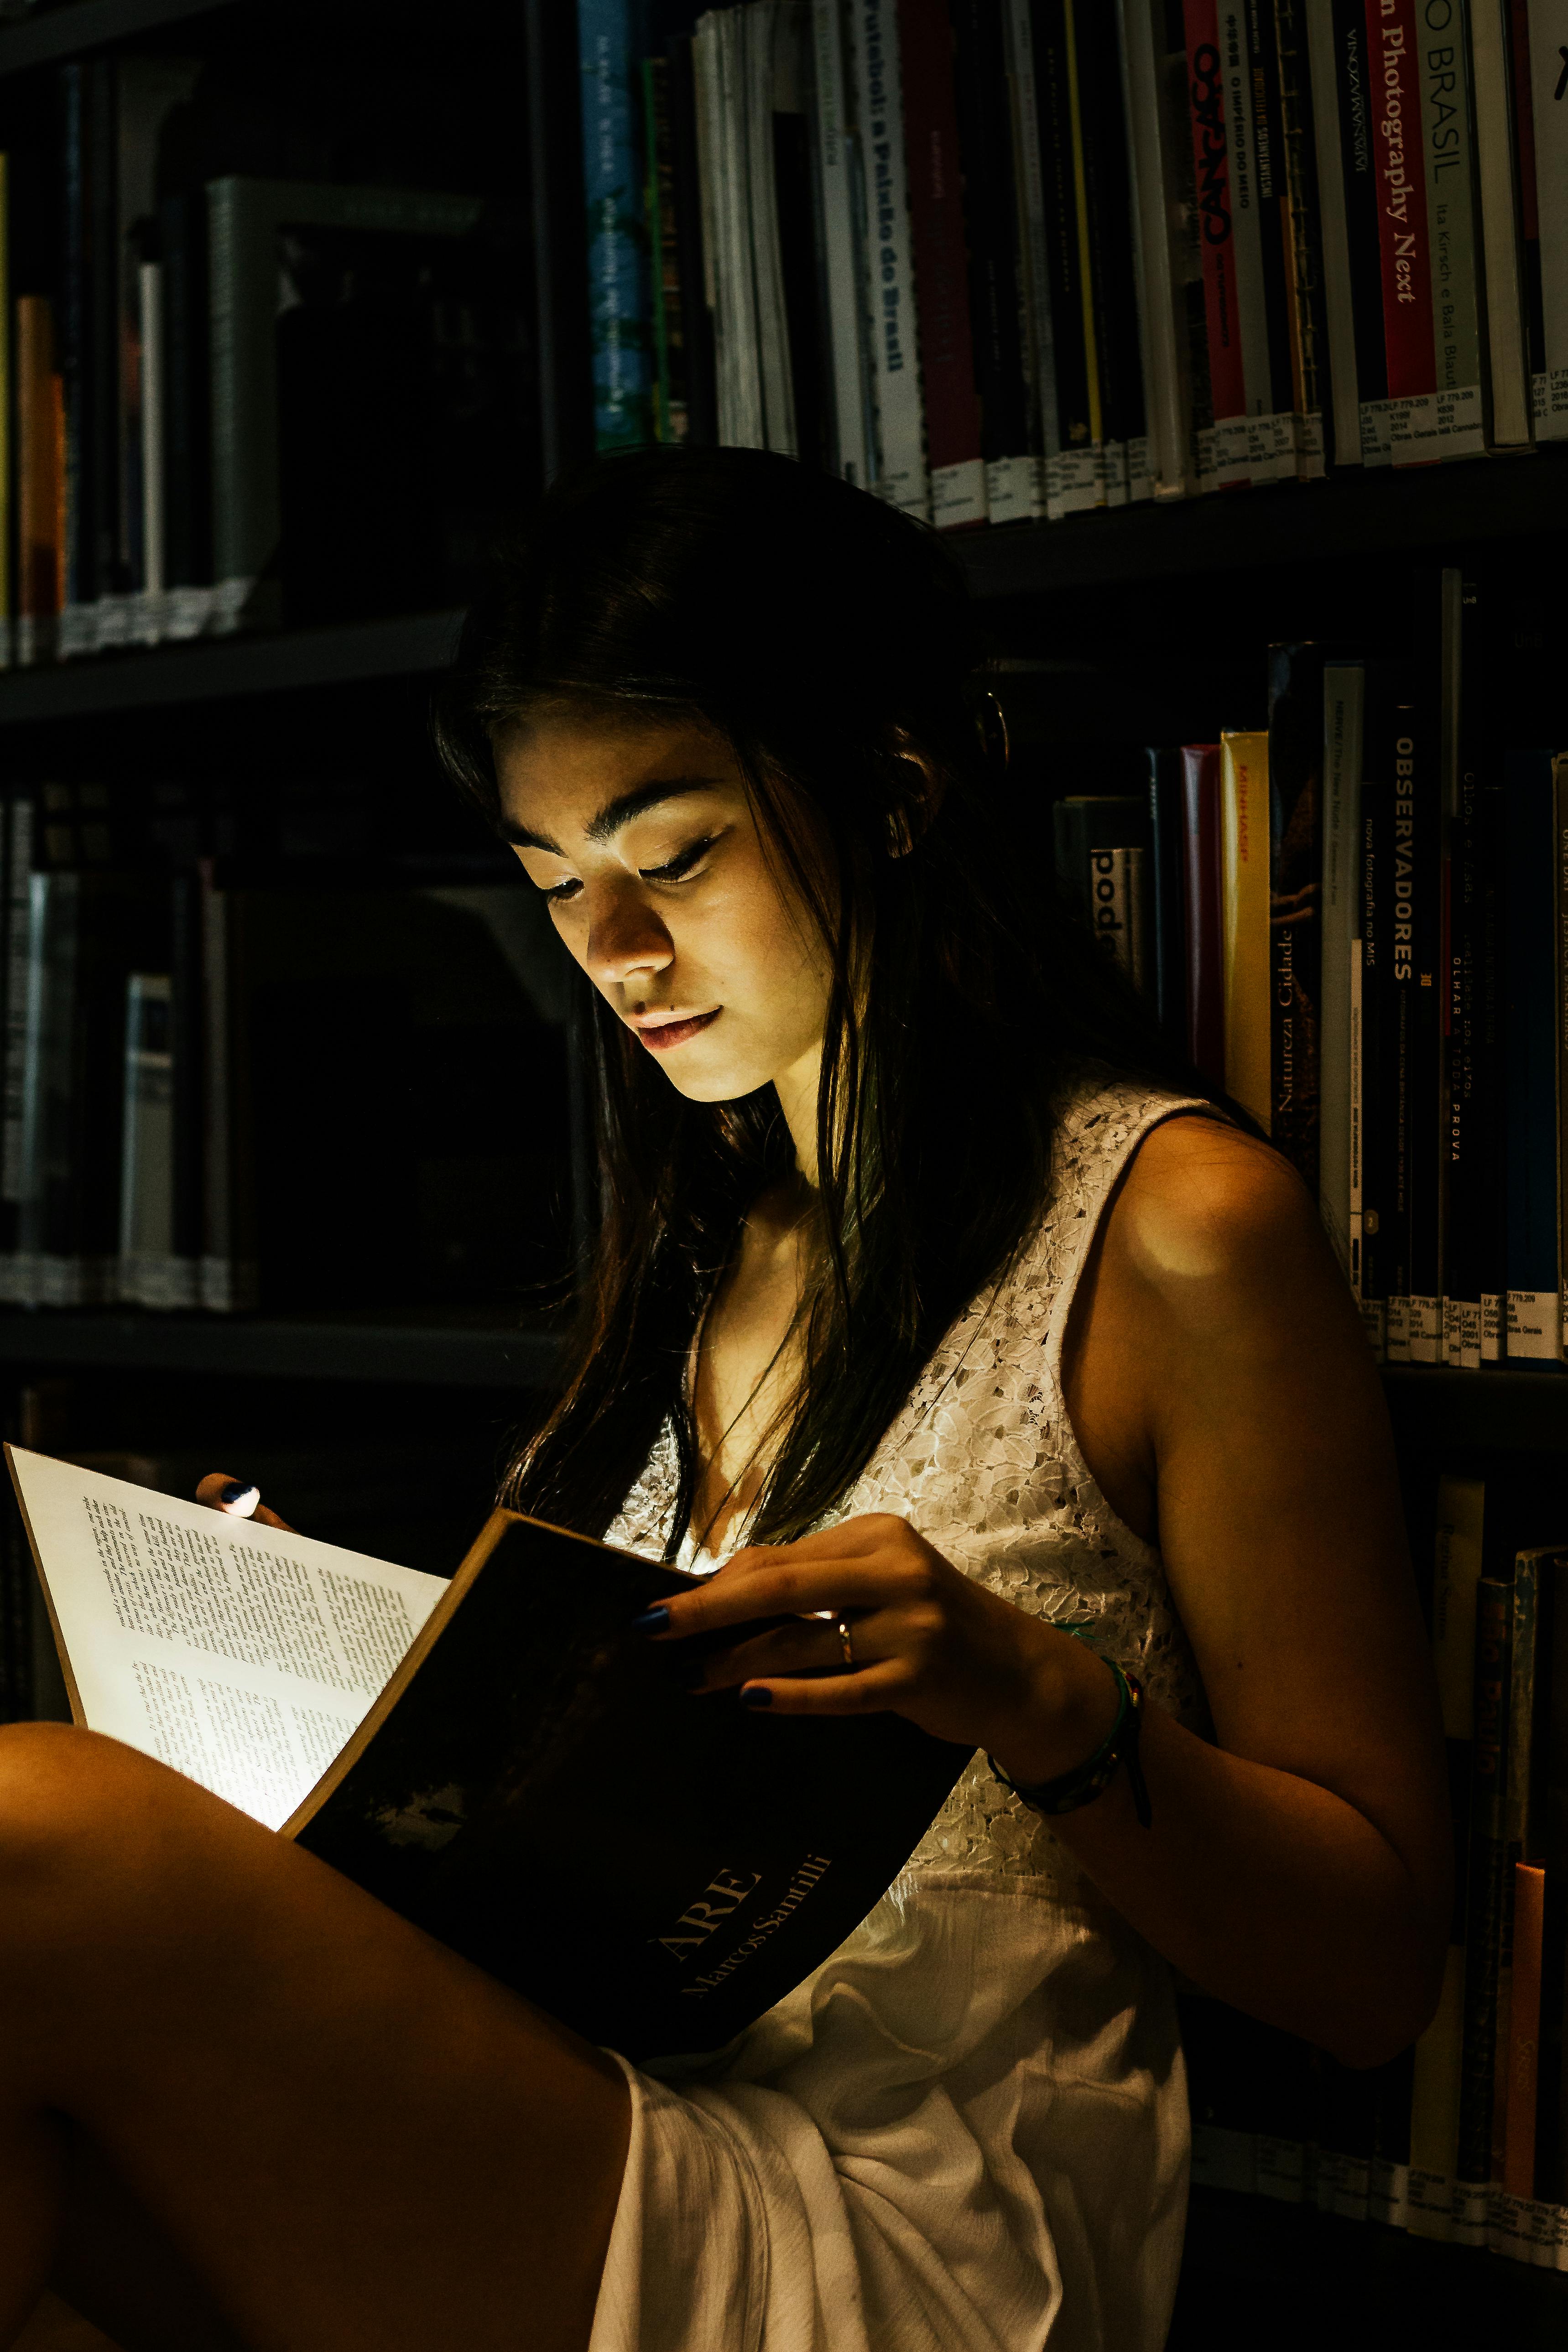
1219;730;1270;1131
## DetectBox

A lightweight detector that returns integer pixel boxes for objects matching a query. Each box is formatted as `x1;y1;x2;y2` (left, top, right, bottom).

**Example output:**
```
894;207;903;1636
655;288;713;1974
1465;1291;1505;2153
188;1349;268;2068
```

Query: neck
775;1041;823;1189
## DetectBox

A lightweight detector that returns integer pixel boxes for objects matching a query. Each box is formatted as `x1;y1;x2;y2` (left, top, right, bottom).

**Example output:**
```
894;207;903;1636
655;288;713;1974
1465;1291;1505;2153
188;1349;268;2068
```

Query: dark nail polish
631;1604;670;1636
740;1686;772;1709
219;1480;258;1508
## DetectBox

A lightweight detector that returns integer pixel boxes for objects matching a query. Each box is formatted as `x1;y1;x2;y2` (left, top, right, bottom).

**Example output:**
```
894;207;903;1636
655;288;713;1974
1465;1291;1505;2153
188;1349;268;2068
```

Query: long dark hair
435;448;1197;1549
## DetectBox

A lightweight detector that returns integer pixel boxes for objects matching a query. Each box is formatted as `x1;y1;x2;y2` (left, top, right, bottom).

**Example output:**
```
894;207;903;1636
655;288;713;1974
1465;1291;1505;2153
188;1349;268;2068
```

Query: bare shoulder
1110;1113;1328;1292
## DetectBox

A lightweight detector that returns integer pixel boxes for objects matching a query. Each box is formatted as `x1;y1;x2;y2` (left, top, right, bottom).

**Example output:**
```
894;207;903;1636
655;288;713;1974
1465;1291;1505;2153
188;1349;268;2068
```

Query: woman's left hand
639;1512;1119;1780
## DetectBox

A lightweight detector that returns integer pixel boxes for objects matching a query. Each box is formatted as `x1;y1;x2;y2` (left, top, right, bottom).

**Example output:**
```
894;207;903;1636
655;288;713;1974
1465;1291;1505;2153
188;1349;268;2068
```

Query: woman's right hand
194;1473;297;1533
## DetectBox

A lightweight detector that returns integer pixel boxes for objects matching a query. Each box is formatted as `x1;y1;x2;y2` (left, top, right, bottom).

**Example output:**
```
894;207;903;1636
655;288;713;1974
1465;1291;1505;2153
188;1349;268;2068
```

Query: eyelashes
540;833;723;905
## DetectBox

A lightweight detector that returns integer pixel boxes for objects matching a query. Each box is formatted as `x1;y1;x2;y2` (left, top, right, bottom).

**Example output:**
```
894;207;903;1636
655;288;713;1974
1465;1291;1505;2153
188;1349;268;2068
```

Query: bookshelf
0;0;1565;2343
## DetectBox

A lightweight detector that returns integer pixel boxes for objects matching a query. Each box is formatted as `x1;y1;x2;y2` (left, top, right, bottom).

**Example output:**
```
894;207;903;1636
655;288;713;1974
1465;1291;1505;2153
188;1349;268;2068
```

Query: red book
1504;1862;1545;2197
1182;744;1225;1092
1361;0;1435;400
1182;1;1246;428
896;0;985;526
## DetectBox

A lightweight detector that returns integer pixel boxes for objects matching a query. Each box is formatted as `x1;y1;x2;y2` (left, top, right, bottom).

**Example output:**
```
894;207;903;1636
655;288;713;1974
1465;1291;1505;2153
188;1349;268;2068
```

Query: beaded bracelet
988;1657;1153;1829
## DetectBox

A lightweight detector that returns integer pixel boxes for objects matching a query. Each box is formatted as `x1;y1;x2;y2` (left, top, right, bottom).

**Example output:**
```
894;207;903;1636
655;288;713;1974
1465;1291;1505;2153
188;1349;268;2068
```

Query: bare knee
0;1724;225;1941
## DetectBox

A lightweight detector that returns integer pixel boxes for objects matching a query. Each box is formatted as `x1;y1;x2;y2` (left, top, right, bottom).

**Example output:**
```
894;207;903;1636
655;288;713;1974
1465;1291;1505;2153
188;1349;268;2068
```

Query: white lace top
590;1077;1214;2352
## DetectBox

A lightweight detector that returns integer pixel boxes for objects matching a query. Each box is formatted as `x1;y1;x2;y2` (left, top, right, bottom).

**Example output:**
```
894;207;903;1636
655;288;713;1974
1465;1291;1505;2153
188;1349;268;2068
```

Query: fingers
646;1542;936;1641
694;1611;892;1692
738;1660;907;1716
193;1474;296;1534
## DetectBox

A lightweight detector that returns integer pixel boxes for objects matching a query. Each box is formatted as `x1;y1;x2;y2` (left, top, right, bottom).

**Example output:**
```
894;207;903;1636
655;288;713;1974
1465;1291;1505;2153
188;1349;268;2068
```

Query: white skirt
587;1877;1190;2352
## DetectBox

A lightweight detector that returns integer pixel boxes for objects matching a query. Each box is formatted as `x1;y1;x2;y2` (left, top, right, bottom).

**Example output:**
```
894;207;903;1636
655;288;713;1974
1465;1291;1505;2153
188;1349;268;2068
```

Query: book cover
1407;0;1486;464
8;1449;971;2066
1368;664;1440;1363
1030;0;1100;515
1321;661;1364;1278
579;0;652;453
1219;730;1271;1131
1267;642;1325;1191
1076;0;1151;501
1181;0;1254;485
1117;0;1197;497
951;0;1040;518
1053;795;1155;991
1182;742;1226;1090
1004;0;1063;511
1324;0;1396;460
1234;0;1304;482
1503;750;1564;1365
1443;576;1493;1367
897;0;987;525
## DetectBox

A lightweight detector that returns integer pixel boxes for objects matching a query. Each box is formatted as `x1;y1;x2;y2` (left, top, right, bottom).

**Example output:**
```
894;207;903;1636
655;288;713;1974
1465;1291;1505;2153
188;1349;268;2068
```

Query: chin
648;1041;774;1104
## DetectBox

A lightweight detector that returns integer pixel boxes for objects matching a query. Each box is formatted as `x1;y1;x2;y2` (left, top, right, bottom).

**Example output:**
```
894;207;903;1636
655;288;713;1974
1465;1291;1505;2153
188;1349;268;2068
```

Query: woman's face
495;711;832;1116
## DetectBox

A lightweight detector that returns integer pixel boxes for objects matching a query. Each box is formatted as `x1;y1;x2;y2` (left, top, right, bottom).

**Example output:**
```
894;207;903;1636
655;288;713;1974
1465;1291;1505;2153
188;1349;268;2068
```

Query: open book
7;1447;970;2061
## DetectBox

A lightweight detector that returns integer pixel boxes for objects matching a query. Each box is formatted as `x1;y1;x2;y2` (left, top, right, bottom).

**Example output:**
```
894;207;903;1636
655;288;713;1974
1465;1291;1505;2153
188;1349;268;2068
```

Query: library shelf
1172;2188;1568;2350
0;0;233;77
0;1310;564;1389
1380;1365;1568;1454
0;608;464;725
952;444;1568;600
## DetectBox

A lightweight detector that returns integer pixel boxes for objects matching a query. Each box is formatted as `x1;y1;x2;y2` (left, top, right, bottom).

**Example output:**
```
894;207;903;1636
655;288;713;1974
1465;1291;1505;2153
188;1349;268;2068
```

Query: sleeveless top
589;1077;1214;2352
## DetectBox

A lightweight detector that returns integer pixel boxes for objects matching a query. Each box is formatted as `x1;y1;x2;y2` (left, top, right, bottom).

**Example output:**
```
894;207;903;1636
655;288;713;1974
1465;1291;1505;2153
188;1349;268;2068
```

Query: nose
583;876;674;993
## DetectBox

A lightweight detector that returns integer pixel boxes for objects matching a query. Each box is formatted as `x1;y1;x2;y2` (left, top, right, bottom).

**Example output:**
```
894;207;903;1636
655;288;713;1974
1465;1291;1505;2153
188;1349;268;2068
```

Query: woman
0;451;1445;2352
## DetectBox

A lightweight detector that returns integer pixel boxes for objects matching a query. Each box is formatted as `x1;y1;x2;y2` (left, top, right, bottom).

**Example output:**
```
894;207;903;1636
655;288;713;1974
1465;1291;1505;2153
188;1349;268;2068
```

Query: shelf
1380;1365;1568;1454
0;0;234;76
0;1311;563;1388
0;608;464;725
1173;2188;1568;2349
952;445;1568;599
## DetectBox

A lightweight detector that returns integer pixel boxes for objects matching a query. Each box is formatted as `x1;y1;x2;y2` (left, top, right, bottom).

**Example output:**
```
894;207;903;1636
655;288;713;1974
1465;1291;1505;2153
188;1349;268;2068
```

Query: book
206;178;488;635
1470;0;1534;448
1147;748;1188;1048
7;1446;970;2064
1053;795;1155;991
809;0;875;485
0;151;9;669
1028;0;1097;518
1407;1470;1485;2239
897;0;987;526
951;0;1040;520
1117;0;1193;498
1267;643;1325;1192
848;0;930;516
1371;664;1441;1364
1455;1574;1512;2226
1504;750;1564;1365
1538;1549;1568;2200
643;55;688;446
579;0;653;453
1302;0;1363;466
1219;730;1271;1130
1075;0;1152;503
1181;742;1225;1092
15;293;61;667
1506;1860;1547;2196
663;33;721;450
1517;0;1568;442
1271;0;1329;479
1320;661;1364;1278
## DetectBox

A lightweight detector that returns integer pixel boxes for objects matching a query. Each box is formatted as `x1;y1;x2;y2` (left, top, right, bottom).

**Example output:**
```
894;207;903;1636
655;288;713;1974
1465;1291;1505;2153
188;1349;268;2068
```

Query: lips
632;1009;721;1052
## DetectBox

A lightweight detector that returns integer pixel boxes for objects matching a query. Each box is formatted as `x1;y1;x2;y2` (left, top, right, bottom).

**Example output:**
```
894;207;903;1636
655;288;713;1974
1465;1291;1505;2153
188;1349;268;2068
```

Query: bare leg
0;1724;630;2352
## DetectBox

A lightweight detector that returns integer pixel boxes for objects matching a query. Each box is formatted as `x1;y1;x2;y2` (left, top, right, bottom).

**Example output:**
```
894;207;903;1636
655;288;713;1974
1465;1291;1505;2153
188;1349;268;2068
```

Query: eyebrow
499;777;724;856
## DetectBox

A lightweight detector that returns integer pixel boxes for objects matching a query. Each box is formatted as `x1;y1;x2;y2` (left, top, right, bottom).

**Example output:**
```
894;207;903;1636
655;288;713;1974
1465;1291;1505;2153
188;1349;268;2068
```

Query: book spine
58;62;92;654
1149;748;1189;1047
1220;729;1272;1131
1443;574;1483;1365
87;59;119;641
1504;750;1563;1365
1456;1574;1512;2224
896;0;987;524
199;862;234;1311
1522;0;1568;438
642;58;677;446
206;178;281;631
167;870;201;1306
1183;743;1227;1089
1267;641;1325;1191
1183;0;1254;483
1031;0;1098;513
1470;0;1532;445
811;0;875;485
1003;0;1061;505
1358;754;1388;1353
118;972;175;1306
1272;0;1330;478
578;0;652;454
1303;0;1363;462
1076;0;1151;502
1392;679;1443;1362
1321;661;1364;1277
1538;1554;1568;2201
15;296;61;669
950;0;1038;515
849;0;930;515
1505;1861;1546;2196
1408;1471;1485;2239
1329;0;1396;459
692;17;758;452
0;799;33;1259
157;190;213;635
0;156;9;669
1366;0;1438;459
138;257;165;630
1405;0;1486;463
1557;752;1568;1362
1493;1550;1542;2185
1118;0;1194;499
665;34;720;450
1235;0;1303;482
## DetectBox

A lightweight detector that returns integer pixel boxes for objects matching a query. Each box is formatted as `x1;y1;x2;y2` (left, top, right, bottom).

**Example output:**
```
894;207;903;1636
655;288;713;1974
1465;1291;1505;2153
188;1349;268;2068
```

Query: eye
540;877;582;905
640;833;720;884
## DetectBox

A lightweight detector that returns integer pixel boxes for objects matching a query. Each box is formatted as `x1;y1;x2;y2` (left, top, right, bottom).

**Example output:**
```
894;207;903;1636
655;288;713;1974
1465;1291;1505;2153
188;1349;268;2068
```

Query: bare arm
646;1118;1450;2070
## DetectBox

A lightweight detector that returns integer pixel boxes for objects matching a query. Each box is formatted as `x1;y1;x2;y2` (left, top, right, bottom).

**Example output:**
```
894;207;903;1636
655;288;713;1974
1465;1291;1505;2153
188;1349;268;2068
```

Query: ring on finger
835;1614;855;1669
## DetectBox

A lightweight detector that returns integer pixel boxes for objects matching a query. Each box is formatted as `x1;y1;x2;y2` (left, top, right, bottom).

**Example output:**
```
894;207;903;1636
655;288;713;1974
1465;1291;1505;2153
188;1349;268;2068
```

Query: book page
8;1447;448;1830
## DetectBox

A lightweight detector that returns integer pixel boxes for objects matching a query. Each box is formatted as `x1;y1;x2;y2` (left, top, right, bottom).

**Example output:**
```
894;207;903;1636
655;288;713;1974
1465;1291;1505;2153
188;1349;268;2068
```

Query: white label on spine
1407;1296;1442;1363
930;459;986;530
985;454;1043;523
1481;1293;1503;1360
1507;1291;1563;1359
1368;2156;1408;2229
1385;1296;1412;1361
